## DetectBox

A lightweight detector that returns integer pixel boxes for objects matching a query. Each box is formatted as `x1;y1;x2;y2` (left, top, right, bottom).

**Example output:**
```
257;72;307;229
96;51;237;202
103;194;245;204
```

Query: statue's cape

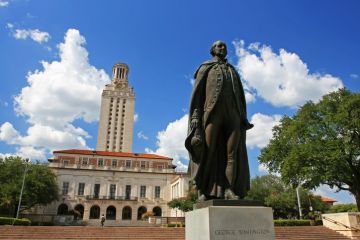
185;60;216;165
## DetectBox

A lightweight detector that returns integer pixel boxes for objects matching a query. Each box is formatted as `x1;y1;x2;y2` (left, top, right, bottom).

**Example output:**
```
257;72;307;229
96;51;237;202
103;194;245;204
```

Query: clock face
114;80;127;89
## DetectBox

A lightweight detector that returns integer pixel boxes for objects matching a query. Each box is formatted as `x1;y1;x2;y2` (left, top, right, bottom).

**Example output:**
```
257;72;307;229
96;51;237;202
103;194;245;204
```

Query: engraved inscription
214;228;270;236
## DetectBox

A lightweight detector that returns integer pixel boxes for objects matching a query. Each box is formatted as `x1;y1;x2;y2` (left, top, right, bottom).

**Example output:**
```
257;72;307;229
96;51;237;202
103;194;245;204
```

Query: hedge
31;221;54;226
0;217;31;226
274;219;322;226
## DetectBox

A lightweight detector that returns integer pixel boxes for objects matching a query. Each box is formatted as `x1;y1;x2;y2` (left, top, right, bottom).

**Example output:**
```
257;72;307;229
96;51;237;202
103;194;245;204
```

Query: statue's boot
198;194;207;202
224;188;239;200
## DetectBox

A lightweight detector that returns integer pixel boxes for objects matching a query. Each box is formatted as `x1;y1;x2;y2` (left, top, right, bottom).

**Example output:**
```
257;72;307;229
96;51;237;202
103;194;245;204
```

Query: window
125;185;131;200
140;186;146;198
57;204;68;215
106;206;116;220
78;183;85;196
81;157;88;165
94;184;100;199
110;184;116;199
153;206;162;217
125;160;131;168
63;160;69;166
112;160;117;167
90;205;100;219
155;186;160;198
62;182;69;195
122;206;132;220
140;161;146;169
98;158;104;167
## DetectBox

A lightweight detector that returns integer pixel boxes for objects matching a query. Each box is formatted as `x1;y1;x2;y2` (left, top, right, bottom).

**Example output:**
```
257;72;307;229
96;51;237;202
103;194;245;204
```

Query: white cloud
245;91;256;103
134;113;139;122
0;29;110;160
233;40;343;108
0;122;21;144
350;73;358;79
258;163;269;174
246;113;282;149
146;114;189;172
184;74;195;86
0;0;9;7
6;23;13;29
15;146;47;161
137;131;149;140
13;28;50;44
0;153;12;159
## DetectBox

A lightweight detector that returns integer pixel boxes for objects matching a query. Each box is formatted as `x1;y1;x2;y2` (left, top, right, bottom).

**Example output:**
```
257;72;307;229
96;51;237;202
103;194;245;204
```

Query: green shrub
315;219;323;225
327;204;358;213
31;221;54;226
0;217;31;226
274;220;310;226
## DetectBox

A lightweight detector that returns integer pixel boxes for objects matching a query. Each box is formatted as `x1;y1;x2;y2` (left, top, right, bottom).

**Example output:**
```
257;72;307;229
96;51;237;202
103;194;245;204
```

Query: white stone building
38;149;186;225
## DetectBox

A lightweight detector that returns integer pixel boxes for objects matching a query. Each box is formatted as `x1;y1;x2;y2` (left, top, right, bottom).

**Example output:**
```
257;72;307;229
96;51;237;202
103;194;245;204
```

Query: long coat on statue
185;58;250;198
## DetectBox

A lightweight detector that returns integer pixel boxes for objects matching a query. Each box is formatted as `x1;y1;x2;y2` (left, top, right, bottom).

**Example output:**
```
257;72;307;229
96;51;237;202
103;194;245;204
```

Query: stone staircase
275;226;351;239
0;226;351;239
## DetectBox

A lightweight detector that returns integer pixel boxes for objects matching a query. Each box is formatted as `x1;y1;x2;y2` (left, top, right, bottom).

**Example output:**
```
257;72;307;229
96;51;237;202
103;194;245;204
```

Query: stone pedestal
185;205;275;240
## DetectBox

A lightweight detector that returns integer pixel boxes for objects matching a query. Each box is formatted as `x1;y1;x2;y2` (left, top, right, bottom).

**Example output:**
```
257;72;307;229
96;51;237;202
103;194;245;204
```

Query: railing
322;215;360;233
85;195;138;201
49;162;175;173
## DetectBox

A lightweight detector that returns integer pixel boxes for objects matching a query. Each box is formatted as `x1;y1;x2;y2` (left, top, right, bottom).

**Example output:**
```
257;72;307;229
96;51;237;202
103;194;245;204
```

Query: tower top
112;63;129;89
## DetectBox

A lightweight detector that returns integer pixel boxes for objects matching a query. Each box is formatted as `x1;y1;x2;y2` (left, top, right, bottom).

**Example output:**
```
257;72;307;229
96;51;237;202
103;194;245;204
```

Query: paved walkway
0;226;351;240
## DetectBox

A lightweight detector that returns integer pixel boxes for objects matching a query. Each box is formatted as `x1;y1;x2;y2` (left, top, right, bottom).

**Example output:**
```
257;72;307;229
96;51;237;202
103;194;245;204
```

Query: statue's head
210;40;227;59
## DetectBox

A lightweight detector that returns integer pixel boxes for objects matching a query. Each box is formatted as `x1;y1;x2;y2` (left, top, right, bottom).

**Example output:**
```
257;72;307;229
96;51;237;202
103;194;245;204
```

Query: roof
321;197;337;203
53;149;172;160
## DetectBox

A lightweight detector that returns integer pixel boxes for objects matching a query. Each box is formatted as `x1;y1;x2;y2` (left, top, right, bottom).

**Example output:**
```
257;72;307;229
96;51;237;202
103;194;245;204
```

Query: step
0;226;352;240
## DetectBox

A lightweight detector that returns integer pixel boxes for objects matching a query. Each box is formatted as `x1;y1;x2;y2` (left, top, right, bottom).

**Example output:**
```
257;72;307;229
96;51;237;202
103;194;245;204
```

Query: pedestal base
185;206;275;240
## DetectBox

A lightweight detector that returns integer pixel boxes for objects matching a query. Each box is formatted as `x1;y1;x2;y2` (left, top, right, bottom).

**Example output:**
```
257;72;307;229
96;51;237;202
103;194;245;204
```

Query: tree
327;204;358;213
259;89;360;210
167;187;197;213
0;156;59;217
245;175;329;219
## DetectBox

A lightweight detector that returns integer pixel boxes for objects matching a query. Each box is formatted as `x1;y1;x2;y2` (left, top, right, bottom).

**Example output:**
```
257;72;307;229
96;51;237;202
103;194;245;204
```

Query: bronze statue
185;41;253;201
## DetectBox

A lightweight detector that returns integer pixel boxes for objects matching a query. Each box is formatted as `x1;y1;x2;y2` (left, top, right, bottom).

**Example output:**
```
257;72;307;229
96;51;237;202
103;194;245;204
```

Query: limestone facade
41;149;187;225
96;63;135;152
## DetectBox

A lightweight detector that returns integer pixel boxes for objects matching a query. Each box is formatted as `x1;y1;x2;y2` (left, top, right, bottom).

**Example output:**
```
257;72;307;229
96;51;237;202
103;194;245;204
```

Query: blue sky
0;0;359;203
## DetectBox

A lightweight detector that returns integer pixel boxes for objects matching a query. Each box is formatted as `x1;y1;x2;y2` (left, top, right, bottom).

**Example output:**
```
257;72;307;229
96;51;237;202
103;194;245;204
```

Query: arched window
137;206;147;220
74;204;84;219
122;206;132;220
57;204;68;215
90;205;100;219
106;206;116;220
153;206;162;217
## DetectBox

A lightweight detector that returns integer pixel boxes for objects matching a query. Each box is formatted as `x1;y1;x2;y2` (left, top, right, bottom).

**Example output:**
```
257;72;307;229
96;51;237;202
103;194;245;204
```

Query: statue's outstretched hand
244;119;254;130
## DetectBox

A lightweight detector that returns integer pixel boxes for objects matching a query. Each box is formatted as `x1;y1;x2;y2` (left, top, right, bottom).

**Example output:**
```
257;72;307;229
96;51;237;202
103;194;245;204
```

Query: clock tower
96;63;135;152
